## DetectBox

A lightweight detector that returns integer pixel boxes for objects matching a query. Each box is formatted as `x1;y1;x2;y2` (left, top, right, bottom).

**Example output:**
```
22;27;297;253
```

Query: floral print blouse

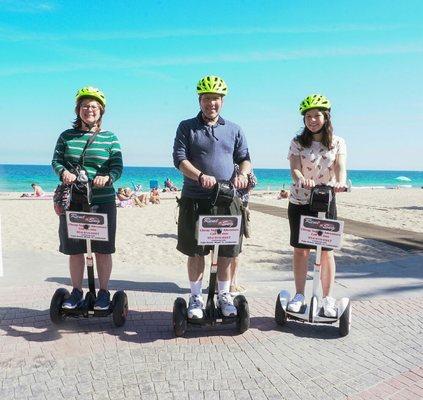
287;135;347;205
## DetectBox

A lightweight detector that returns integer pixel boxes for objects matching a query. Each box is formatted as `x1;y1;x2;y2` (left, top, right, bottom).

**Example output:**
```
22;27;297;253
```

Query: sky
0;0;422;170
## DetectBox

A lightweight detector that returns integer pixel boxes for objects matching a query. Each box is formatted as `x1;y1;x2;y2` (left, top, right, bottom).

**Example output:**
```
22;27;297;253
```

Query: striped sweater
52;129;123;204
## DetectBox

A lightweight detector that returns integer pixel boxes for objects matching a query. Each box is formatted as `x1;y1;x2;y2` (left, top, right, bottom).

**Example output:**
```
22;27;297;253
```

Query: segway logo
69;213;105;225
202;217;239;228
303;218;340;232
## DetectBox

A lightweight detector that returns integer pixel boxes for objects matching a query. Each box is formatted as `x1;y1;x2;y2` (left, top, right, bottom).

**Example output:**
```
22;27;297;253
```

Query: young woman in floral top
286;94;347;318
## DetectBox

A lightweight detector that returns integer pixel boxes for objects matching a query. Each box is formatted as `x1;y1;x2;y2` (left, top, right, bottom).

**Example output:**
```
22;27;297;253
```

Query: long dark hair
72;97;105;131
295;109;334;149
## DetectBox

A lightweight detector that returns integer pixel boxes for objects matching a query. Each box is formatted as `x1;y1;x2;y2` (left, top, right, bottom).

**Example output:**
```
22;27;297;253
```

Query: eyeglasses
81;105;100;111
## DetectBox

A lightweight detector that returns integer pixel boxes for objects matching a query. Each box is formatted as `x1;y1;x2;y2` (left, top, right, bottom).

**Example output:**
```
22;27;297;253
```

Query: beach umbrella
395;176;412;182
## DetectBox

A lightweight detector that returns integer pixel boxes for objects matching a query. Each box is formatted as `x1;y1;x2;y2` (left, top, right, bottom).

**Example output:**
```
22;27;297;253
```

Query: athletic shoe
218;292;237;317
287;293;305;313
322;296;337;318
187;294;204;319
94;289;111;311
62;288;83;309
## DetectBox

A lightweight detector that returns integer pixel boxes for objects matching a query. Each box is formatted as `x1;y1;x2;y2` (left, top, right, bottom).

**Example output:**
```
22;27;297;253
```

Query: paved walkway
1;242;422;399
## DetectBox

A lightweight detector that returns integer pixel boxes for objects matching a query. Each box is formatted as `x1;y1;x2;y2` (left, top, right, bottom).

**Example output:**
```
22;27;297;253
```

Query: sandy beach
250;187;423;233
0;188;421;274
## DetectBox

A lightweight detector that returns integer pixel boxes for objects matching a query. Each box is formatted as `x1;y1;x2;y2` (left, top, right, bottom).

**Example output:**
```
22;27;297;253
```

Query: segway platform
275;184;352;337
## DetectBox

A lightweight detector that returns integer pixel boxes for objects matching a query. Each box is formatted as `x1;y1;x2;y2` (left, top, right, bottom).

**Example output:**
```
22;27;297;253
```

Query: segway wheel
339;300;351;337
275;295;287;326
112;291;128;327
173;297;187;337
50;288;69;325
234;295;250;334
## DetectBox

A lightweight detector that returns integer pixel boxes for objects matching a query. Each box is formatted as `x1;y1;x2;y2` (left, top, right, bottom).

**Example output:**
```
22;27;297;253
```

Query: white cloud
0;1;55;13
0;23;410;42
1;42;422;76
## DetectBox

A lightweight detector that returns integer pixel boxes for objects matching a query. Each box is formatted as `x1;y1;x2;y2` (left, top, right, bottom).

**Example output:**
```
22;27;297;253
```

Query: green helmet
299;94;331;115
196;75;228;96
75;86;106;107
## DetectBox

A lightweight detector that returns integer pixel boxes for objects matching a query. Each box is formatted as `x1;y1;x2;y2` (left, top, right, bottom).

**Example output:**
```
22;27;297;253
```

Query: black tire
50;288;69;325
339;300;351;337
234;295;250;334
275;295;287;326
112;291;128;327
173;297;187;337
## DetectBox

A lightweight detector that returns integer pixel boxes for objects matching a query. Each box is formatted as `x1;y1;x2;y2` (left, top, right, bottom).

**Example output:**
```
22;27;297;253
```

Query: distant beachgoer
51;86;123;311
116;187;133;207
149;188;160;204
21;183;45;197
117;187;148;207
277;189;289;199
286;94;347;318
126;187;148;206
32;183;45;197
164;177;178;191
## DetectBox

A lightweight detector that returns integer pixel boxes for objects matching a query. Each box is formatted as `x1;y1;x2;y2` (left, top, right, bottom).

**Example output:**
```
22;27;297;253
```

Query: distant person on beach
149;187;161;204
21;183;45;197
277;189;289;199
286;94;347;318
116;187;147;207
164;177;178;191
173;75;252;319
51;86;123;311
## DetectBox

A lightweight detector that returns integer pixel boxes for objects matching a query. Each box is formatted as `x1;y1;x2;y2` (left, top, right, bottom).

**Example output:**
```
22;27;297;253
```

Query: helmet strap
201;111;219;125
81;119;100;132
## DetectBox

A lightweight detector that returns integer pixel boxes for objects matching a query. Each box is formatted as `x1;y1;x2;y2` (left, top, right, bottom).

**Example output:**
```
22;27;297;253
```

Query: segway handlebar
297;179;352;193
210;181;239;207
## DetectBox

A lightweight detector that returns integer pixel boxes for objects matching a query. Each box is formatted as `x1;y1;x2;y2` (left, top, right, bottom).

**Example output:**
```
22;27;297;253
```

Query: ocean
0;164;422;193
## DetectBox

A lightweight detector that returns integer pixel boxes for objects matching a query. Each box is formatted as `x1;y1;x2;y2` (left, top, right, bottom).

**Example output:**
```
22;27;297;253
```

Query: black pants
288;199;337;250
177;196;243;257
59;201;117;255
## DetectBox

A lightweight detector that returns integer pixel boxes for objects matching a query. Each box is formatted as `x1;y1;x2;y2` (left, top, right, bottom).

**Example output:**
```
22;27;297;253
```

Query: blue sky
0;0;422;170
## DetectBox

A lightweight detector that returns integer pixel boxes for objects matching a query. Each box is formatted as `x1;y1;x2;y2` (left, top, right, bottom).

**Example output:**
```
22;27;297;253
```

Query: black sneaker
62;288;83;309
94;289;110;310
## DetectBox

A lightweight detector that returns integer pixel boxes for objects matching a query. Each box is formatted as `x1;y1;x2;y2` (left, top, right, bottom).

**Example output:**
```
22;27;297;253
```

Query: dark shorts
177;196;243;257
59;201;117;255
288;199;337;251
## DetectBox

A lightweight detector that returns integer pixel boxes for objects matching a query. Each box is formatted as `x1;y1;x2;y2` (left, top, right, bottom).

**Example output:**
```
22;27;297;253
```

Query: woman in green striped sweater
52;86;123;311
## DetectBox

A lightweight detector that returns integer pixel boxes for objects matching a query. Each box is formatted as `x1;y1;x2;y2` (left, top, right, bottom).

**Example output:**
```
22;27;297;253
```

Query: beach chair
149;179;159;189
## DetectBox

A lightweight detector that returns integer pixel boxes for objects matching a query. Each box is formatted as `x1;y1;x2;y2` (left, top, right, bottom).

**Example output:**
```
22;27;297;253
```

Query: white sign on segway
197;215;241;245
66;211;109;241
298;216;344;249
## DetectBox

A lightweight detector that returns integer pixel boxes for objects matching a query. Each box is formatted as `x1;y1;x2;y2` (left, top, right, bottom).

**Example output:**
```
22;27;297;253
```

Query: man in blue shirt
173;75;252;319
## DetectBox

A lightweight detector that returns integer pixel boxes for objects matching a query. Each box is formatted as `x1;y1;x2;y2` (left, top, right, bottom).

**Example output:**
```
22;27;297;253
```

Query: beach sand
250;187;423;233
0;188;420;276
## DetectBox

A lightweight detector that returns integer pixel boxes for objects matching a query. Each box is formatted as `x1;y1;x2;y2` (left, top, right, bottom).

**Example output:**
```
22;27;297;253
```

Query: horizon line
0;163;421;173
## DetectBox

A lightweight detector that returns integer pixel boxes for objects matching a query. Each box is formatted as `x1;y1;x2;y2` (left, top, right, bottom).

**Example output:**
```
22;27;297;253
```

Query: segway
50;170;128;328
275;183;352;336
173;182;250;337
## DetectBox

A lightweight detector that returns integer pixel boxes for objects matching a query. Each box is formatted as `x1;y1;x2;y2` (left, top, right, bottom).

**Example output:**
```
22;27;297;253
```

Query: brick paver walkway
1;279;422;400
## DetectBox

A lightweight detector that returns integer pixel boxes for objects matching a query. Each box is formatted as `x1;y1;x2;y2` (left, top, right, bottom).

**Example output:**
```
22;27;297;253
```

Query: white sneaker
218;292;237;317
187;294;204;319
287;293;305;313
322;296;337;318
